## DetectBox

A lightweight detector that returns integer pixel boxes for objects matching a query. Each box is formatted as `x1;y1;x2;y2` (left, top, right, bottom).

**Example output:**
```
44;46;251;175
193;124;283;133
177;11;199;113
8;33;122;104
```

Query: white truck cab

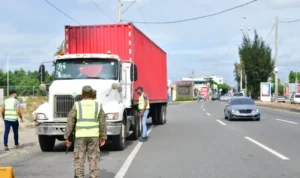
35;52;141;151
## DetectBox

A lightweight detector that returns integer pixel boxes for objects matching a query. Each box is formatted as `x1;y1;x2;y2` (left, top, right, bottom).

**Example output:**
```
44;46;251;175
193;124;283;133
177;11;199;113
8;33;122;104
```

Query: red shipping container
65;23;167;103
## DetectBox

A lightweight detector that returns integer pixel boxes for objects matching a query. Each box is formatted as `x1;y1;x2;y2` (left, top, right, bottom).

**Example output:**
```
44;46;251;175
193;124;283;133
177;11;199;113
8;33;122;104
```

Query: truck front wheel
131;110;141;140
112;122;126;151
38;135;55;152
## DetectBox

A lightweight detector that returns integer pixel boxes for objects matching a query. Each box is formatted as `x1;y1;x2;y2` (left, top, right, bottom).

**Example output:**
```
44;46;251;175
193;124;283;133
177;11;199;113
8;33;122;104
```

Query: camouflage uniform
64;86;107;178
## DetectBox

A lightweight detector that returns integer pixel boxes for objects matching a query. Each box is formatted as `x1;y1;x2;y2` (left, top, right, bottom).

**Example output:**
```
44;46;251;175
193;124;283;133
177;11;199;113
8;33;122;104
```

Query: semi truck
35;23;168;151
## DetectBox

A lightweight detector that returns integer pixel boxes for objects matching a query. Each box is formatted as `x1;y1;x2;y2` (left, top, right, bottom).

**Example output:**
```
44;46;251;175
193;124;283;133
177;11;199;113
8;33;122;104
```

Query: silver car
224;97;260;121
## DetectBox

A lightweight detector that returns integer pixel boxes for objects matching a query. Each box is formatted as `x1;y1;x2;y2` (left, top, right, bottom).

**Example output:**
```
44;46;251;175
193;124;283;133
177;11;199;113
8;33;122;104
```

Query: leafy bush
175;98;197;101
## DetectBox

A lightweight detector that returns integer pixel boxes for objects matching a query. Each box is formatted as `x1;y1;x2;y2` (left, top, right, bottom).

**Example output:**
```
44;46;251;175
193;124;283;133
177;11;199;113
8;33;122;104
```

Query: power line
279;19;300;23
44;0;81;25
121;0;136;15
121;0;258;24
136;3;151;34
91;0;115;22
265;24;275;42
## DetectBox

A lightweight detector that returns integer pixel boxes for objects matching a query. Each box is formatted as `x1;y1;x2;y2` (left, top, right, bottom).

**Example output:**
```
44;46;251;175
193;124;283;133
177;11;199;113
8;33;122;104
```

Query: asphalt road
1;101;300;178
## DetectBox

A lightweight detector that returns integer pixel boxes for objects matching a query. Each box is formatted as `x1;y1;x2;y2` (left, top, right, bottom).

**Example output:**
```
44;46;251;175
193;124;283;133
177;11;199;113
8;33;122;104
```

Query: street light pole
274;16;279;102
240;27;251;96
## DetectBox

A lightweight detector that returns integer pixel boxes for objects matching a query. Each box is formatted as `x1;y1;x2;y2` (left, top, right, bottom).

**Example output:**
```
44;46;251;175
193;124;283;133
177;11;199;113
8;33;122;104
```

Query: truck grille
239;109;252;114
54;95;82;118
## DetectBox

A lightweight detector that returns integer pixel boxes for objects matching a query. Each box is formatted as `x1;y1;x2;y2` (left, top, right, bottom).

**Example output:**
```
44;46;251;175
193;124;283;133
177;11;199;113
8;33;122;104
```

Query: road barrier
0;167;16;178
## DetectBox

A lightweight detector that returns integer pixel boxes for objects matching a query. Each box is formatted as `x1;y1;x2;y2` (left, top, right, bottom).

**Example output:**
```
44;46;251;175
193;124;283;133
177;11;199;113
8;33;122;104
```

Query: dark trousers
4;120;19;147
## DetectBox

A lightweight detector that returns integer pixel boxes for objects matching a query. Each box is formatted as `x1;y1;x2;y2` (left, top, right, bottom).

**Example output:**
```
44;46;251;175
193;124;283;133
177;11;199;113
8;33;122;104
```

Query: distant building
181;75;224;97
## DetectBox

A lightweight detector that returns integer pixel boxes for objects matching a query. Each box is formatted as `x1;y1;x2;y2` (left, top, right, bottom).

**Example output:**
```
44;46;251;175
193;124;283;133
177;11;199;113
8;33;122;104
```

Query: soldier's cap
9;90;17;95
82;85;93;95
135;86;143;91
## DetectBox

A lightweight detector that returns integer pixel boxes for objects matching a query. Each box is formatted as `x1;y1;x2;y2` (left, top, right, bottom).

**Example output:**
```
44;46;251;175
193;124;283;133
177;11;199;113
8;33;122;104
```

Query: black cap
135;86;143;91
9;90;17;95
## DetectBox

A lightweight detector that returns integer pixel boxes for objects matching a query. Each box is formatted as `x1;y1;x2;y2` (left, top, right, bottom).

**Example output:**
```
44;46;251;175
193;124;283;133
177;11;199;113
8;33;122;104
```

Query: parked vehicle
233;92;244;97
35;23;168;152
224;97;260;121
291;93;300;104
277;96;286;103
211;93;220;100
220;94;231;101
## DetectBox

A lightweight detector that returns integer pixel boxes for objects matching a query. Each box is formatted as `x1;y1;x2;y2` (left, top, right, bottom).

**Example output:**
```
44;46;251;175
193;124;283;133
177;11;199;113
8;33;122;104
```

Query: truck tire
151;106;159;125
157;105;165;125
163;105;167;124
112;122;126;151
131;110;141;140
38;135;55;152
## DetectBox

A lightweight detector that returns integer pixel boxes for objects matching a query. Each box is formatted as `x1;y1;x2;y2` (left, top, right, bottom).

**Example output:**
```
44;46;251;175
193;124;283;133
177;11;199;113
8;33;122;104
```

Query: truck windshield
54;58;118;80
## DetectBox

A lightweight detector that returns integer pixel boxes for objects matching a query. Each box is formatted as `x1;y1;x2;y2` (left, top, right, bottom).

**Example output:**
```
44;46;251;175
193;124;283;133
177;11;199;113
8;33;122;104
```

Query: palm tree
205;77;217;96
54;40;65;56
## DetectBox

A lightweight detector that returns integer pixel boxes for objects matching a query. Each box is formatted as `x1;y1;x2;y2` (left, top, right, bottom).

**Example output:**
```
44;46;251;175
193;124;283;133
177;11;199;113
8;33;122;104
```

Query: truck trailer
35;23;168;151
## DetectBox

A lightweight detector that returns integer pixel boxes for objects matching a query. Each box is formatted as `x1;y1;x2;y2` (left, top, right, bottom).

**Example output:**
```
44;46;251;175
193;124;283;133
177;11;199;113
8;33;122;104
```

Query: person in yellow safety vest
1;90;23;151
135;86;150;142
64;85;107;178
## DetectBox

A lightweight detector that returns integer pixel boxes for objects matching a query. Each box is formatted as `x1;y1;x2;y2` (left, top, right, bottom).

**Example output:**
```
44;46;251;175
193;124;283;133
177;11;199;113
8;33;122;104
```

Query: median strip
245;136;289;160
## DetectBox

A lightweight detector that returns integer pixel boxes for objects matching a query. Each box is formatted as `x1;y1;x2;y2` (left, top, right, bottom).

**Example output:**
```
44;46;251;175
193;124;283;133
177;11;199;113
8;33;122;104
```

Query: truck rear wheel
163;105;167;124
38;135;55;152
157;105;164;125
151;106;159;125
112;122;126;151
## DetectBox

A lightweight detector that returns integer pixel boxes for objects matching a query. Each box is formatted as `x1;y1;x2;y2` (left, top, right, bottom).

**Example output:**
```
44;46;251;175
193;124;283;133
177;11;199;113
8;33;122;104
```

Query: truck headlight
106;113;119;120
36;113;47;120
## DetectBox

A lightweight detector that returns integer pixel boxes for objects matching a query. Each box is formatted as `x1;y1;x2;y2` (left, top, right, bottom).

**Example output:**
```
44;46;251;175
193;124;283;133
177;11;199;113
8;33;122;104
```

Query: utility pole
274;16;279;102
245;74;247;96
6;57;9;97
118;0;121;23
296;63;298;84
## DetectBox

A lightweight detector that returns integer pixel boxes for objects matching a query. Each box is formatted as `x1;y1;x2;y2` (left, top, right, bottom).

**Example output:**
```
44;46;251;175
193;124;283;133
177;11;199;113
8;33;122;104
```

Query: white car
291;93;300;104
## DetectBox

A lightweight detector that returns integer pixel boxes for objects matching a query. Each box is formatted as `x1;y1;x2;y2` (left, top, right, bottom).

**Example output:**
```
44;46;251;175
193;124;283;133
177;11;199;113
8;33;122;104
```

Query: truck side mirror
38;64;46;83
130;64;137;82
119;63;122;81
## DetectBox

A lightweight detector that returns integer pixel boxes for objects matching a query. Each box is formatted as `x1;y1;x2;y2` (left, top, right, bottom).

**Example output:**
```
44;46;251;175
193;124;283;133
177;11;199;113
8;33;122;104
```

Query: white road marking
201;103;204;108
207;113;211;116
276;119;298;125
244;137;289;160
203;109;206;111
115;125;154;178
216;120;226;125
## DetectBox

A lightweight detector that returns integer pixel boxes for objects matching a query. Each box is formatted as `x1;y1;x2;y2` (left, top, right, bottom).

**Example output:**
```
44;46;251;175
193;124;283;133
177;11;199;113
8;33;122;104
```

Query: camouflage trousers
74;137;100;178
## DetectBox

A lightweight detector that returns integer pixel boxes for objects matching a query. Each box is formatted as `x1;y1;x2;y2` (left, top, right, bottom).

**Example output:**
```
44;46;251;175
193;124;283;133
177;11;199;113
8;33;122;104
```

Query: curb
257;103;300;113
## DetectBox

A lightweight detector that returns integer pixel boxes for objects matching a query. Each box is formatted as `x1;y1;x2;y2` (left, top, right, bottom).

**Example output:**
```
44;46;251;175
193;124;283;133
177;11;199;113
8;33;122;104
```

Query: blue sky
1;0;300;86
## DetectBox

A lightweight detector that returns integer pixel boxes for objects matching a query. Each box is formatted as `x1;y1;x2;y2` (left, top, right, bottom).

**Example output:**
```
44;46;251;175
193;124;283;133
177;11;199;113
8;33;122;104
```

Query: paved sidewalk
0;126;38;157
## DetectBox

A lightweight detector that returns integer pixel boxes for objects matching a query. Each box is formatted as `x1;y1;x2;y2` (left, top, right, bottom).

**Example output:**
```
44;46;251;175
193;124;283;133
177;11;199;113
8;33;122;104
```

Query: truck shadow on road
85;169;115;178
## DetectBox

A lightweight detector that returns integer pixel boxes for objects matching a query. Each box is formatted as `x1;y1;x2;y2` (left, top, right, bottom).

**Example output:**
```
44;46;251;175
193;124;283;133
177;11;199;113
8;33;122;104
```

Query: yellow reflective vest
4;98;18;121
138;93;150;110
75;100;101;138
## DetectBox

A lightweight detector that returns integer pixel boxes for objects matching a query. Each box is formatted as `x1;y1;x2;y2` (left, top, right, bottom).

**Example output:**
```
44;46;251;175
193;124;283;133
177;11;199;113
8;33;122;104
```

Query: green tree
269;73;284;96
54;40;64;56
205;77;217;94
237;30;274;98
217;83;230;95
